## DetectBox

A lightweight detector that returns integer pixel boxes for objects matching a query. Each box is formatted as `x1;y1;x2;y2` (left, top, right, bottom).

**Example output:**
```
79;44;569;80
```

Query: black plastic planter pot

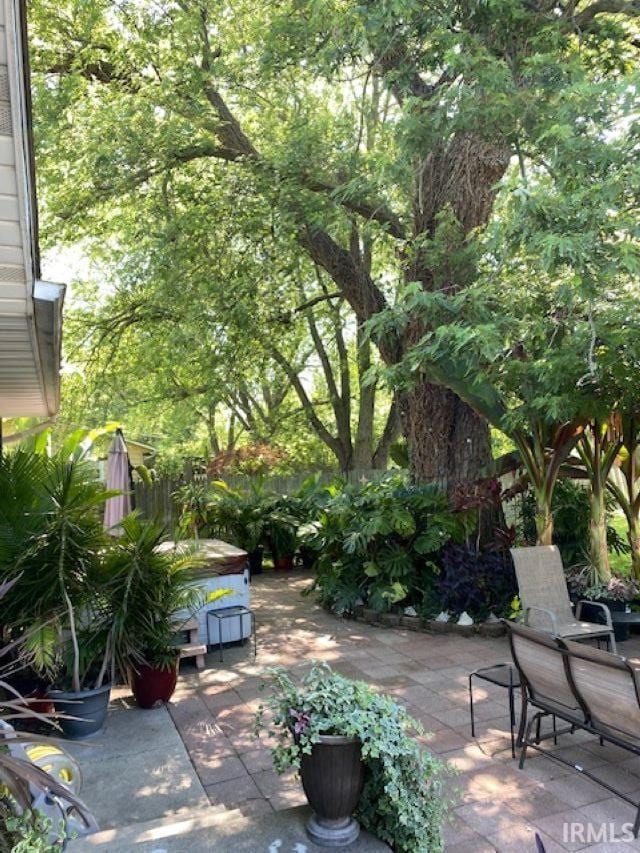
48;684;111;739
300;734;365;848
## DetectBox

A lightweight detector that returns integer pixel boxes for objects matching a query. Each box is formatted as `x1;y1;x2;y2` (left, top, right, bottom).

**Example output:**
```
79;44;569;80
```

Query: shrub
307;476;468;614
433;543;517;620
255;664;447;853
206;481;271;552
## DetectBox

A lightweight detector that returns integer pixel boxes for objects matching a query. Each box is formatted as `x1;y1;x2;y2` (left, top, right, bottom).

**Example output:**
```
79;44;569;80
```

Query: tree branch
570;0;640;27
270;345;343;459
293;290;342;313
299;226;401;364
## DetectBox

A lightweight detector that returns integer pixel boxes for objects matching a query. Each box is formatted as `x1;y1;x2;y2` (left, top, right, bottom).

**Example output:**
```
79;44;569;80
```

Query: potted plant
0;456;119;739
264;499;299;571
105;515;205;709
0;578;98;847
208;481;269;575
568;567;640;642
255;664;447;852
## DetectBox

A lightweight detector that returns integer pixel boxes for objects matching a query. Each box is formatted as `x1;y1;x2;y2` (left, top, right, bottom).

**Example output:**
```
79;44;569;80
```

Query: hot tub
158;539;251;646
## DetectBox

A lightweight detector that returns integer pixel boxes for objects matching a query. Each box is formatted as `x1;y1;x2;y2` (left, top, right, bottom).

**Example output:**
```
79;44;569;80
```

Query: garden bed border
349;606;505;638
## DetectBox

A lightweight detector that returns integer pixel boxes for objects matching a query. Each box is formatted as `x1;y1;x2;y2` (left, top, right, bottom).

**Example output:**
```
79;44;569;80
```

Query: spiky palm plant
103;514;205;673
0;452;116;692
0;579;96;849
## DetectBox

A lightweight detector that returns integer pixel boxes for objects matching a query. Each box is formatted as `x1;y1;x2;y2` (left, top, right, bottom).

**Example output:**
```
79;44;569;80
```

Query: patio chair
510;545;617;653
505;619;585;748
505;620;640;835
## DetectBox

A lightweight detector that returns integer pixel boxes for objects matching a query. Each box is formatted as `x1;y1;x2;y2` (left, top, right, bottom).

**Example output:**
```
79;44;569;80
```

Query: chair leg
516;690;528;748
469;674;476;739
609;630;618;655
535;714;542;744
519;714;539;770
634;803;640;838
508;682;516;759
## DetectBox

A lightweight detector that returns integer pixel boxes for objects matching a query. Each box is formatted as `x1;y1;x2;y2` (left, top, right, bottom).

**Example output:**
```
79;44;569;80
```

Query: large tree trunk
401;382;492;488
402;133;511;488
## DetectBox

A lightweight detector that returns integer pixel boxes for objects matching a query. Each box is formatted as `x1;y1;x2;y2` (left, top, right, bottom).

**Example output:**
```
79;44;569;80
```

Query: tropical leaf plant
0;452;116;692
102;514;205;673
306;476;468;614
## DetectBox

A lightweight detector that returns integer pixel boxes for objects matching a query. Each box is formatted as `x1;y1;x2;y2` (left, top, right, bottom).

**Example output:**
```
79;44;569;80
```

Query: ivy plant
255;664;448;853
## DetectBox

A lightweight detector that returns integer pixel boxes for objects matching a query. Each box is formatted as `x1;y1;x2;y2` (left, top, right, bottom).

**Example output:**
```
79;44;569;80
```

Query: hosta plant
255;664;447;853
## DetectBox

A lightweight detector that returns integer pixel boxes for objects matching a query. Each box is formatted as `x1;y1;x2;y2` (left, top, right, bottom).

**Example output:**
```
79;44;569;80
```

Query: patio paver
166;570;640;851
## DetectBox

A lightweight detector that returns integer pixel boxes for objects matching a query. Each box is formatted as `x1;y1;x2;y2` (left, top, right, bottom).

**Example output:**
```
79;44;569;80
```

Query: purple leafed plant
289;707;311;735
437;542;517;619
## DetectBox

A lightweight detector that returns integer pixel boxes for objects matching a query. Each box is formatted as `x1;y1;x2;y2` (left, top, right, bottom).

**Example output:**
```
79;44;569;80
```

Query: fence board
133;468;403;527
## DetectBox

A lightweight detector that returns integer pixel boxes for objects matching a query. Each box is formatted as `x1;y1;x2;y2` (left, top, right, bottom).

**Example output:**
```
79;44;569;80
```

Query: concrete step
69;805;390;852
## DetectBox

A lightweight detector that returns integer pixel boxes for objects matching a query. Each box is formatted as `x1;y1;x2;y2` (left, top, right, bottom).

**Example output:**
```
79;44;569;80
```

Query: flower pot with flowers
568;566;640;643
254;664;447;852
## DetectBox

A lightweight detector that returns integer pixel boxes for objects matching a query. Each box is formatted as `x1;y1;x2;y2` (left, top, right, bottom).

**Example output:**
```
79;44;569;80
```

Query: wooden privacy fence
132;468;402;528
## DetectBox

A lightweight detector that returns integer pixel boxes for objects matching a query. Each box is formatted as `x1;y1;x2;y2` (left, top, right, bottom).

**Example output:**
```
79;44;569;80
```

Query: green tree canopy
30;0;640;485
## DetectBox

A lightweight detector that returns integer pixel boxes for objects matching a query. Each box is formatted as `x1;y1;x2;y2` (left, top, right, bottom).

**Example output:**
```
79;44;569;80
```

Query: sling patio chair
505;619;640;836
511;545;617;653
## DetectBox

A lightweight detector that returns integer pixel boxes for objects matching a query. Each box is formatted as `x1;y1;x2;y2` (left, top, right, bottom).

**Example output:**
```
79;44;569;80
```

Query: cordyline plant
0;578;95;849
254;664;448;853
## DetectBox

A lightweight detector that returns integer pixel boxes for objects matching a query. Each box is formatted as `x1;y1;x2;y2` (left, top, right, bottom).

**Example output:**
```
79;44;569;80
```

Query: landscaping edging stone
335;607;506;638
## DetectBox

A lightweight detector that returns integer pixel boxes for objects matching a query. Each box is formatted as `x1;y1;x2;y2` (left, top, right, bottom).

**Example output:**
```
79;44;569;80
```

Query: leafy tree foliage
29;0;640;486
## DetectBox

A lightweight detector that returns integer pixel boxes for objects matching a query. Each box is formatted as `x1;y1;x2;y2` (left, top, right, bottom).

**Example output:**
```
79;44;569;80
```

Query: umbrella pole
117;428;136;510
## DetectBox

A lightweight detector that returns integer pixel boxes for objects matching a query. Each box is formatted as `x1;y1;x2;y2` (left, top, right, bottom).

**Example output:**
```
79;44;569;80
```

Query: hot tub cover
156;538;248;576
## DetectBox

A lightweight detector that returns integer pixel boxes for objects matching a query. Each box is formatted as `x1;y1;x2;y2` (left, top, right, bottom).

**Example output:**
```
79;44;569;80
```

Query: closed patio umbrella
104;428;133;536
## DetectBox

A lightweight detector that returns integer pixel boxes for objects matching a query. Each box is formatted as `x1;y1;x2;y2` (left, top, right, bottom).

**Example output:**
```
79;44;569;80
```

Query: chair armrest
576;599;614;628
524;605;558;634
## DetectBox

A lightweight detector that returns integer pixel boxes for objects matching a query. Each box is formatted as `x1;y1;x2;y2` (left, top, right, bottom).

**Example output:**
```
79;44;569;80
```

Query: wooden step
177;642;207;670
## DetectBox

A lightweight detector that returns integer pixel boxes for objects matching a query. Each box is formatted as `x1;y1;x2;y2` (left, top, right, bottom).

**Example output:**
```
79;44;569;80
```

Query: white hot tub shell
159;539;252;646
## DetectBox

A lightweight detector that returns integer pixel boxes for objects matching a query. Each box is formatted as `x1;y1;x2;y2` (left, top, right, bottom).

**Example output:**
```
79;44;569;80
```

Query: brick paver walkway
169;571;640;851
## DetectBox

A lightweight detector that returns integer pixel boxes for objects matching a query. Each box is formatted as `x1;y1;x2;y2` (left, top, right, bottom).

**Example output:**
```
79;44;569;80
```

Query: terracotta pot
131;661;179;709
274;554;295;571
300;734;365;847
23;686;54;717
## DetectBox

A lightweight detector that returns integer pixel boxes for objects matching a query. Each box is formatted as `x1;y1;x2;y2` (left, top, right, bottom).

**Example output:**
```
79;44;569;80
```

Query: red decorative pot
130;661;179;709
24;686;54;716
274;554;295;571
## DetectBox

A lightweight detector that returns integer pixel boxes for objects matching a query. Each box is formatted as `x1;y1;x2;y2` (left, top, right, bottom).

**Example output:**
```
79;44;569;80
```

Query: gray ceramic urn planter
300;734;365;847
